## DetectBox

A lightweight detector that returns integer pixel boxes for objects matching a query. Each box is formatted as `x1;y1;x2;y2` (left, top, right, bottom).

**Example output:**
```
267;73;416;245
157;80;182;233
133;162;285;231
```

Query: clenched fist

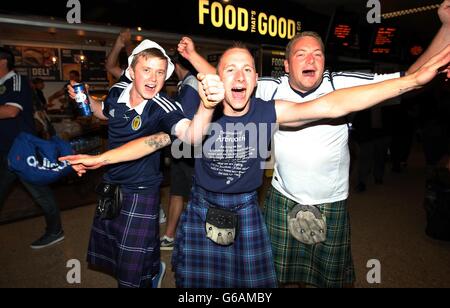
197;73;224;109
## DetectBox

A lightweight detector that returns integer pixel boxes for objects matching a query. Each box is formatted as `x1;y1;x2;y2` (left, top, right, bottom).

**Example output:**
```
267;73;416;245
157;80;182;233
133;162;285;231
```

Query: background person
0;47;64;250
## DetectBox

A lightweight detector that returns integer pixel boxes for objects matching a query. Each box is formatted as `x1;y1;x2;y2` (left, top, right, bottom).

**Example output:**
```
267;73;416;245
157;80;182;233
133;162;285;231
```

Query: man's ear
284;59;290;74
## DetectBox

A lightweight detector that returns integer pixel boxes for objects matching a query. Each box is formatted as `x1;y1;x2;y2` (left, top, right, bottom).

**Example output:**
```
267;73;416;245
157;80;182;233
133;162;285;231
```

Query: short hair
171;52;197;76
130;48;167;70
218;42;255;69
69;70;80;77
0;47;15;70
285;31;325;59
32;78;44;85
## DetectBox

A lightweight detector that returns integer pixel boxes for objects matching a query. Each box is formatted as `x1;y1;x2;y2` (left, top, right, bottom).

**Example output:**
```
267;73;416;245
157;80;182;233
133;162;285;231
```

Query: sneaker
160;235;174;251
30;231;65;250
159;207;167;224
152;261;166;288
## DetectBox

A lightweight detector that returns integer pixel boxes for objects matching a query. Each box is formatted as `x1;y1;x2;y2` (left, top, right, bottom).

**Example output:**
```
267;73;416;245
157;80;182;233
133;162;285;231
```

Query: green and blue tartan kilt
172;184;278;288
264;186;355;288
87;192;161;288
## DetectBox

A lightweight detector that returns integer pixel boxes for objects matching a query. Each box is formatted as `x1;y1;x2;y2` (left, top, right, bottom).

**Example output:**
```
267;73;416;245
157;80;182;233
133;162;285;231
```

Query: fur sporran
288;204;327;245
205;207;238;246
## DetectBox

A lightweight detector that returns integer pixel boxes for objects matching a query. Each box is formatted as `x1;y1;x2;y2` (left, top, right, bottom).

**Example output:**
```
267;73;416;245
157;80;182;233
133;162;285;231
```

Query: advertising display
5;45;60;81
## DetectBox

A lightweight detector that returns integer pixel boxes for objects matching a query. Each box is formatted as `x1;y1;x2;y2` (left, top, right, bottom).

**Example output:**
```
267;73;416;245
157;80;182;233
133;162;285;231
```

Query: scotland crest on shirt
132;115;142;131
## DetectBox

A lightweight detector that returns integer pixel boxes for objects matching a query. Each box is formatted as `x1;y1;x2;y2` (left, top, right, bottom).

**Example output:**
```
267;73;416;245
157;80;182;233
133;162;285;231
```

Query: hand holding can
73;83;92;117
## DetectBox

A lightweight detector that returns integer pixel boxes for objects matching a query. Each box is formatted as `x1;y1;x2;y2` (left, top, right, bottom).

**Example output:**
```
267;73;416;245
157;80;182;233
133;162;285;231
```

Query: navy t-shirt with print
0;72;35;155
195;98;277;194
102;84;186;193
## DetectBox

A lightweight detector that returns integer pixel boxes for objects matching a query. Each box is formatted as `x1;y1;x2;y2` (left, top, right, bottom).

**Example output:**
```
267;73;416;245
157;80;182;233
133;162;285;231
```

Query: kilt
172;184;277;288
87;192;161;288
264;186;355;288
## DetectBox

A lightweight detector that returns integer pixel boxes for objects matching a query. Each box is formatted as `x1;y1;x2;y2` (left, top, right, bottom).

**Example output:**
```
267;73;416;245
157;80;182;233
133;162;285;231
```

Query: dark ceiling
0;0;444;49
289;0;442;42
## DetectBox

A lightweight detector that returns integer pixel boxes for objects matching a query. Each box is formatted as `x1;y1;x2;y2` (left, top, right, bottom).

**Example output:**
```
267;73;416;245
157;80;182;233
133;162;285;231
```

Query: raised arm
407;0;450;74
178;37;216;74
106;29;132;79
59;132;171;176
277;45;450;126
174;73;223;145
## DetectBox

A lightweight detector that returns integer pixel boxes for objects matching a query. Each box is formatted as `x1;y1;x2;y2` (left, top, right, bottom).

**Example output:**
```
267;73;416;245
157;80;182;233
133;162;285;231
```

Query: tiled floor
1;146;450;288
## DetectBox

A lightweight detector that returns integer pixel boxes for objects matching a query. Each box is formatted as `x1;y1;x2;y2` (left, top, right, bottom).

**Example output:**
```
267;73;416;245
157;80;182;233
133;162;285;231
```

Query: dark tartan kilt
87;192;161;288
264;186;355;288
172;184;277;288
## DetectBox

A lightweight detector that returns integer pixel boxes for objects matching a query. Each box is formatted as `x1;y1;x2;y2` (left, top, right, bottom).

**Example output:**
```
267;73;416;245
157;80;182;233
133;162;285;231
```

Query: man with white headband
65;39;222;288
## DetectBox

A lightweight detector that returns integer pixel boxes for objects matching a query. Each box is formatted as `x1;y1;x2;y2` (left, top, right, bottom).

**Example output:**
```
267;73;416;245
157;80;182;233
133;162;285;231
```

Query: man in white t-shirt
256;2;450;288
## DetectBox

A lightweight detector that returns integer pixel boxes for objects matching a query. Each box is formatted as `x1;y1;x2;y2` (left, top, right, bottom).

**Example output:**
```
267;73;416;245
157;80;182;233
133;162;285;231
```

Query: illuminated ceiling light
382;4;440;19
137;27;142;32
79;54;86;64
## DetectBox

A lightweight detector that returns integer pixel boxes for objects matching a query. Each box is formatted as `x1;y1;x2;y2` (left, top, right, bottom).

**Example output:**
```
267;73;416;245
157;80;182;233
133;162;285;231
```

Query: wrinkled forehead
218;48;255;70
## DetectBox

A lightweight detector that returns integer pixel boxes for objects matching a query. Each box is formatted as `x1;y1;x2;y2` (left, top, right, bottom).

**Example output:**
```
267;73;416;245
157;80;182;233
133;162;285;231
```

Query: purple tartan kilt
87;192;160;288
172;185;277;288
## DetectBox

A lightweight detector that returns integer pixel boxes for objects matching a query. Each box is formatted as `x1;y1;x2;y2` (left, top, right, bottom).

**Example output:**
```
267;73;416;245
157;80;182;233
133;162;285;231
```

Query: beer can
73;83;92;117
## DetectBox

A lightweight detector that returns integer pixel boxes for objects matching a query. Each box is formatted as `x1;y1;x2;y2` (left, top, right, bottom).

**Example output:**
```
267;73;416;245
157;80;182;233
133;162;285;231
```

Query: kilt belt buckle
205;207;238;246
288;204;327;245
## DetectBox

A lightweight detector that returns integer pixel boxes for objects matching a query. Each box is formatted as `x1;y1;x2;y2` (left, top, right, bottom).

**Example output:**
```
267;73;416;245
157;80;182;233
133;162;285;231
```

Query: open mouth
302;70;316;77
231;87;246;100
145;84;157;90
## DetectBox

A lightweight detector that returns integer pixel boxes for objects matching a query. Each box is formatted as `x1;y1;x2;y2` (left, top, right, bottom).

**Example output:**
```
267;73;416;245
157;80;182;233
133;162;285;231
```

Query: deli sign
198;0;302;40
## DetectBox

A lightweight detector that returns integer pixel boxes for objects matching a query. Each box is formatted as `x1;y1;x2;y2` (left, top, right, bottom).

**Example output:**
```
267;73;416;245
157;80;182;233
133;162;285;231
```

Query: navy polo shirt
0;71;35;155
195;98;277;193
115;73;132;87
176;73;200;120
102;83;187;193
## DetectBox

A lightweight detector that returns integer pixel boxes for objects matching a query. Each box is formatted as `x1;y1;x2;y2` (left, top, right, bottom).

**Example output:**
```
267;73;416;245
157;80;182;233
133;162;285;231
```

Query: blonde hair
130;48;167;70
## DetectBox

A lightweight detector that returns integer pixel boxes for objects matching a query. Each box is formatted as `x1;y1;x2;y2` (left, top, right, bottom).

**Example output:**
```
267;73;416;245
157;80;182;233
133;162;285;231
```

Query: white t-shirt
256;70;401;205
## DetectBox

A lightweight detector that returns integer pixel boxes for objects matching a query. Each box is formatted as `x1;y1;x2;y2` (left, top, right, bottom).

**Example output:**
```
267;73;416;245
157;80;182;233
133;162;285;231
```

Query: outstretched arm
407;0;450;74
277;45;450;126
59;132;171;176
178;37;216;74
